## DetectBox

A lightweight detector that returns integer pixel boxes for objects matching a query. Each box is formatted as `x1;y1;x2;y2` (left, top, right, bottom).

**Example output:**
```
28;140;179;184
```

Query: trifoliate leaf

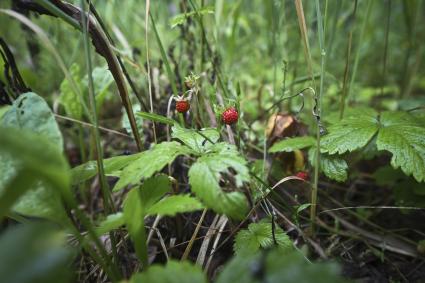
113;142;193;191
308;147;348;182
377;111;425;182
172;125;220;154
146;195;204;216
131;261;207;283
321;110;379;154
189;143;250;219
234;220;292;255
269;136;315;153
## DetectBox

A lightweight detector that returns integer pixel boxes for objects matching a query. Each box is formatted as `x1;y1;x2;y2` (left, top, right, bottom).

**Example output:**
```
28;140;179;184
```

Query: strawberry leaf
308;148;348;182
377;111;425;182
234;220;292;255
189;143;250;219
172;125;220;154
269;136;315;153
146;195;204;216
113;142;192;191
321;108;379;154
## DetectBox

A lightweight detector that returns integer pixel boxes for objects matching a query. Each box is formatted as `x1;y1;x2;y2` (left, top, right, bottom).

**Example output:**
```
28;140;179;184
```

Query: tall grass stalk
80;0;121;277
312;0;326;233
145;0;157;143
347;0;373;104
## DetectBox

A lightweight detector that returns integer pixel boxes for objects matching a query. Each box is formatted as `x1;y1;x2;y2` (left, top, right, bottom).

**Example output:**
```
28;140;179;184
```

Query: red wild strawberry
296;171;309;181
176;99;190;113
221;107;239;125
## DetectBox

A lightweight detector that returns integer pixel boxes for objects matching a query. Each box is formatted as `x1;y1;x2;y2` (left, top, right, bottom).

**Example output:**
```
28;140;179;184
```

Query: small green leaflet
95;212;125;236
146;195;204;216
189;143;250;219
309;147;348;182
59;63;84;119
269;136;315;153
172;125;220;154
113;142;193;191
233;220;293;255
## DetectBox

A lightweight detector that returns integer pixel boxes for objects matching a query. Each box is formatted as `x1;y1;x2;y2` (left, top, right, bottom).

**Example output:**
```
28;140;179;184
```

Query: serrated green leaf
146;195;204;216
269;136;315;153
59;63;83;119
308;147;348;182
1;93;68;223
172;125;220;154
321;111;379;154
113;142;192;191
189;143;250;219
95;212;125;236
325;107;378;124
234;220;292;255
130;260;207;283
377;111;425;182
137;111;175;125
71;153;143;185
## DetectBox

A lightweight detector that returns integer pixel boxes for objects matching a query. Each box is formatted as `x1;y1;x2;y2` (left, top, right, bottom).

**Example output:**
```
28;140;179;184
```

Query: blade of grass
347;0;373;103
145;0;157;143
311;0;326;234
80;0;121;277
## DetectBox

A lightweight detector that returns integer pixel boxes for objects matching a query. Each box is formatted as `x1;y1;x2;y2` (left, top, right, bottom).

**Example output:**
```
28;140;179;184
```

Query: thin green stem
311;0;326;234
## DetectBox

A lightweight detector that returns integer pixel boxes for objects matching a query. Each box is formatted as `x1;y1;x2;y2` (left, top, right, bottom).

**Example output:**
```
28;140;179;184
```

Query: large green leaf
131;260;207;283
321;109;379;154
146;195;204;216
113;142;192;191
189;143;250;219
377;111;425;182
308;148;348;182
0;224;74;283
234;220;292;255
0;93;68;223
172;125;220;154
269;136;315;153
